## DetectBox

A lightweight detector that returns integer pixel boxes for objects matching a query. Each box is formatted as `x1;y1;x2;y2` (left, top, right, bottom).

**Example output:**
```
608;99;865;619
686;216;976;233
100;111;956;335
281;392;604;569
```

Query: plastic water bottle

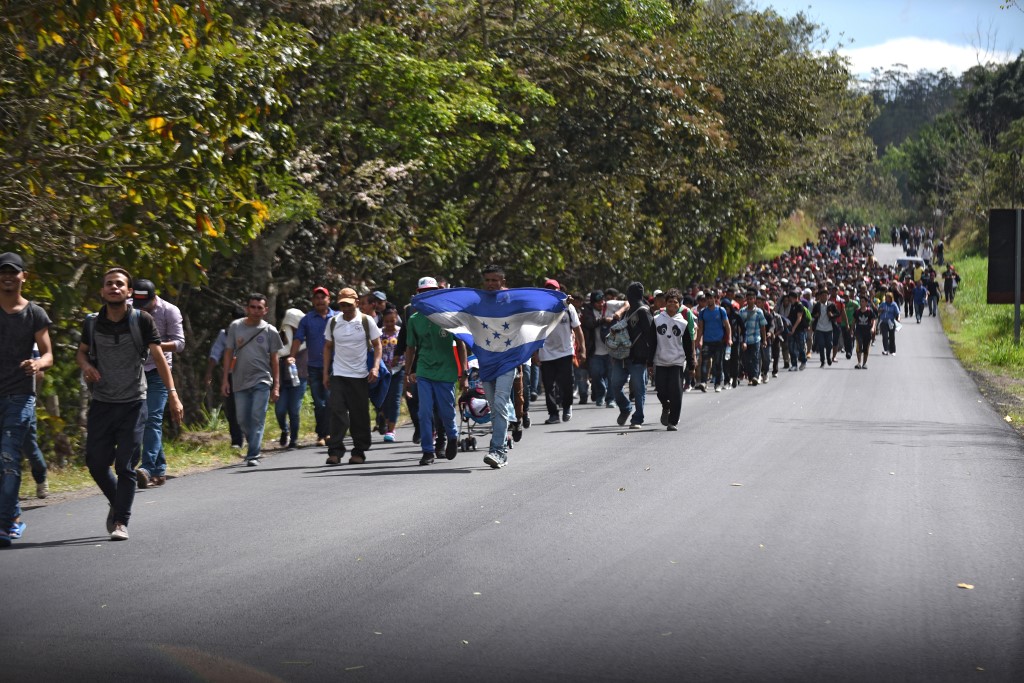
724;345;731;360
287;362;300;387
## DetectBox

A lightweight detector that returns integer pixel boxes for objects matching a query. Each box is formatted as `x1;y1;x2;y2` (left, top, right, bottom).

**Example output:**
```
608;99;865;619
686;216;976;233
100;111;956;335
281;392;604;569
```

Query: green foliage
0;0;310;293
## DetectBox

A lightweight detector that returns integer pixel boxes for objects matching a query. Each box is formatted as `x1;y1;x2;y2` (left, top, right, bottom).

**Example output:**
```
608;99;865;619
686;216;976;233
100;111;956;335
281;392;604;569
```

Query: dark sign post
988;208;1024;344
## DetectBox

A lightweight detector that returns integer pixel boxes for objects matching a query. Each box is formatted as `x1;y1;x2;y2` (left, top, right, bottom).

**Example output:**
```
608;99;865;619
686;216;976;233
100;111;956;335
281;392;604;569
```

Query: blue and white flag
410;287;568;381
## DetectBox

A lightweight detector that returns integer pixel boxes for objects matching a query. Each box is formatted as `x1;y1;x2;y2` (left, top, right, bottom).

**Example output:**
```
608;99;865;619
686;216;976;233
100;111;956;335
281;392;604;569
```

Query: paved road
4;244;1024;682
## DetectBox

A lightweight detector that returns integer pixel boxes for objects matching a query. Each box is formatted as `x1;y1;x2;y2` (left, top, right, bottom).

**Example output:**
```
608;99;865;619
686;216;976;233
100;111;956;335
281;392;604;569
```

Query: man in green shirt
404;277;468;466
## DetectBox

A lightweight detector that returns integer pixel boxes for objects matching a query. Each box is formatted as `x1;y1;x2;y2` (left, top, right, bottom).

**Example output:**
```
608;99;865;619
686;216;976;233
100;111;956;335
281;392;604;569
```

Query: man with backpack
606;282;656;429
77;267;183;541
737;290;768;386
538;279;584;425
323;287;382;466
695;291;732;393
222;293;282;467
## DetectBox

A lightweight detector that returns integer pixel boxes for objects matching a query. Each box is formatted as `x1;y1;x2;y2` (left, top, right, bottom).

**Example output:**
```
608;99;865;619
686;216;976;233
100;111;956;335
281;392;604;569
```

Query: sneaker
890;352;895;356
522;413;531;428
750;378;759;386
617;409;630;426
106;507;116;534
667;425;678;431
246;458;260;467
231;443;244;449
629;424;642;430
110;523;129;541
445;437;458;460
771;372;778;378
562;409;571;422
862;364;868;369
882;351;888;356
9;521;25;540
799;363;806;371
483;452;507;469
544;414;561;425
697;383;707;393
152;476;167;486
605;401;615;408
512;422;523;442
660;407;669;426
579;398;588;405
714;385;721;393
411;428;420;443
135;468;151;489
383;432;396;443
854;364;861;369
288;440;299;449
36;480;48;499
325;454;342;466
279;431;288;447
419;452;436;466
820;361;825;368
349;452;366;464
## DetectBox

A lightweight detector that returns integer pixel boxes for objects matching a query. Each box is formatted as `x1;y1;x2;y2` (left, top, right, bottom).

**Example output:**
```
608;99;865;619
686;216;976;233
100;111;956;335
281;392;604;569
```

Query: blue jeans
609;360;647;425
381;367;404;425
140;370;168;477
416;378;457;454
588;354;610;405
307;367;330;439
234;383;271;461
742;343;762;380
483;368;516;454
23;408;47;484
0;395;34;527
275;378;307;442
788;331;807;366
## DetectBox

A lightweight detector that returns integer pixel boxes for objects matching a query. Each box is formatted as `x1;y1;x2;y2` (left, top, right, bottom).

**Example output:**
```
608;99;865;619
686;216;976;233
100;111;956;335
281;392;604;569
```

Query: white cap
416;276;439;291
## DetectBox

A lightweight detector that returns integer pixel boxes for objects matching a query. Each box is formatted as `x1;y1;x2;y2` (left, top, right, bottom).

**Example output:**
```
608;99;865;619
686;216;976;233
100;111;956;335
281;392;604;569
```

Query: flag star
505;338;512;347
502;322;510;330
481;322;489;329
493;331;501;339
485;338;491;346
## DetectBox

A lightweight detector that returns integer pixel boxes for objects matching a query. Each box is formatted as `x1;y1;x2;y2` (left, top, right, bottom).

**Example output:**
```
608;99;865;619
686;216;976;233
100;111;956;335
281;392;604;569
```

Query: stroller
457;366;513;452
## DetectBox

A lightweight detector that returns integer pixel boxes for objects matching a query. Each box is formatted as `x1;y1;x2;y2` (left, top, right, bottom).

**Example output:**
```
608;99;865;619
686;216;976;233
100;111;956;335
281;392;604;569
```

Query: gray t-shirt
0;302;51;396
227;319;283;391
83;307;161;403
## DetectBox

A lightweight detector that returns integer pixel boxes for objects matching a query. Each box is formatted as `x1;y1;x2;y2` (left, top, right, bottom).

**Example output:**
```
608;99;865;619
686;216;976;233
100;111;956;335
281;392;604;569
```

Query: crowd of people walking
0;223;960;545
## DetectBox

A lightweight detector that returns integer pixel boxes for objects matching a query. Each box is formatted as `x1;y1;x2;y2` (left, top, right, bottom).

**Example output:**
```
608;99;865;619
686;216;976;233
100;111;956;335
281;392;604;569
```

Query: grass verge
939;254;1024;430
757;210;819;262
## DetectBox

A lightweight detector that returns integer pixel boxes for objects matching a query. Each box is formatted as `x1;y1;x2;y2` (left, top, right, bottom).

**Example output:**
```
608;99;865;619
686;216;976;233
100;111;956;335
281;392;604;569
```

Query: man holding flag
410;268;568;470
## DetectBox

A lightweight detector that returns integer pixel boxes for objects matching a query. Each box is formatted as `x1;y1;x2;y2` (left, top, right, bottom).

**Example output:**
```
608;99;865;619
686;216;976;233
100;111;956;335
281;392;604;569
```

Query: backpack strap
361;313;372;350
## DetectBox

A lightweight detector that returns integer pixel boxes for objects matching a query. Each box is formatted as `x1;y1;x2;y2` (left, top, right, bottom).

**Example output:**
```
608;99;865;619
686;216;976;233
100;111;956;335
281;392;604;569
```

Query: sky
750;0;1024;77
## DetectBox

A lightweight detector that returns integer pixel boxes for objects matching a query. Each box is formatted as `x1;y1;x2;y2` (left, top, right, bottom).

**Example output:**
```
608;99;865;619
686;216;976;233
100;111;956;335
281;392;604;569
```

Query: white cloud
840;37;1017;77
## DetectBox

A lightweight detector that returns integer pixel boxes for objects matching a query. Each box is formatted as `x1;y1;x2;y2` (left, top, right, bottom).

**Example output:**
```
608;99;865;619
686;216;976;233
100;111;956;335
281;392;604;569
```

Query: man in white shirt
537;279;585;424
323;287;382;465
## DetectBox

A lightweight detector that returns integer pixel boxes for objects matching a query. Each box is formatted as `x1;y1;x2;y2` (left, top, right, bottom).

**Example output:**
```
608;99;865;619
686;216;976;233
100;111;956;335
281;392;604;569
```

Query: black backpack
84;307;148;364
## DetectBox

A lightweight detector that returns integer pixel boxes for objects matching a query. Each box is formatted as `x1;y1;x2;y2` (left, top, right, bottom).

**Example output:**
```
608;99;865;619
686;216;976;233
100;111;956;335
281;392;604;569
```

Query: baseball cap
312;286;330;297
337;287;358;305
544;278;560;290
0;253;25;272
132;278;156;306
652;289;664;297
416;276;439;292
590;290;605;303
372;291;387;302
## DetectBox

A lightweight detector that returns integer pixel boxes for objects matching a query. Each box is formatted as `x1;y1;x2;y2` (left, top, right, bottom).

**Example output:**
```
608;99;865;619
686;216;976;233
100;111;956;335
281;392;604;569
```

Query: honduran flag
410;287;568;381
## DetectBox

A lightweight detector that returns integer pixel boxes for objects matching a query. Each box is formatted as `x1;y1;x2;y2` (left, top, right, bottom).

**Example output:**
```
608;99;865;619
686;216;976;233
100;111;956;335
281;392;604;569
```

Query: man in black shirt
0;252;53;547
